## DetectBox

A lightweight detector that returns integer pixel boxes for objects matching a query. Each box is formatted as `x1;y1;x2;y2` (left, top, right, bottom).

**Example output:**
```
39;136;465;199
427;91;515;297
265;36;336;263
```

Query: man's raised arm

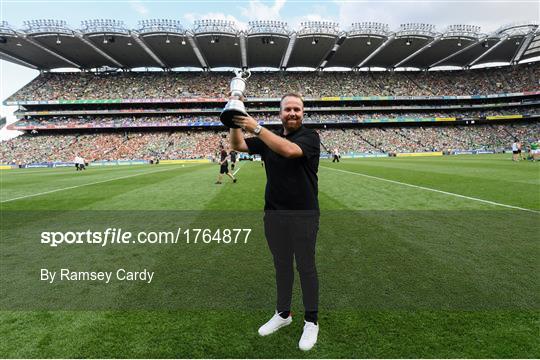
230;128;249;153
232;115;303;159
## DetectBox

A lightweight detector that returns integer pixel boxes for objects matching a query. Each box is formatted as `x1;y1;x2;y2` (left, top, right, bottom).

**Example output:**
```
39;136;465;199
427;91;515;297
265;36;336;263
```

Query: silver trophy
220;69;251;128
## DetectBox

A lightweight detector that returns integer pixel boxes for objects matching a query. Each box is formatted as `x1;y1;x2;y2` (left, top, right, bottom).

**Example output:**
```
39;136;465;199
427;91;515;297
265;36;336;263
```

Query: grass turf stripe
1;165;199;203
321;166;539;213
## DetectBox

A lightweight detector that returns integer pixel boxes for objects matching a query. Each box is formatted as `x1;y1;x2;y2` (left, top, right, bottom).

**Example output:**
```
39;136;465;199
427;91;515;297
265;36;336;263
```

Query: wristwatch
253;124;263;136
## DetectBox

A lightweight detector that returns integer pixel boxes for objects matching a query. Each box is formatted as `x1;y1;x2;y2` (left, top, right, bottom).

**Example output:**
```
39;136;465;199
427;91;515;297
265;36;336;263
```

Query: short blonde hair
280;93;304;110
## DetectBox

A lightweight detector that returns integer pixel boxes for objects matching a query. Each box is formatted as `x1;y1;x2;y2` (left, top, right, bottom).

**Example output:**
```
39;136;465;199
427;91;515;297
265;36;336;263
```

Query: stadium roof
0;19;539;71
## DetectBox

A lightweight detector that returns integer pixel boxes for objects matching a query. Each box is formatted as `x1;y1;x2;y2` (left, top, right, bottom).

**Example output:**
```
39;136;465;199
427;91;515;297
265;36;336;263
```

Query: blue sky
1;0;539;133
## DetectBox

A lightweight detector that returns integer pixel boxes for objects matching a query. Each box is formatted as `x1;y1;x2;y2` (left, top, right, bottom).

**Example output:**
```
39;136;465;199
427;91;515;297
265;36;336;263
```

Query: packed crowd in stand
8;63;540;102
4;64;539;165
12;107;539;128
318;123;538;154
3;123;538;164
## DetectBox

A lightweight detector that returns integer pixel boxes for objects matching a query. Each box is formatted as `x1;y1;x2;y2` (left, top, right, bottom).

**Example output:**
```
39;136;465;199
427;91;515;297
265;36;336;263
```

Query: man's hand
232;115;258;133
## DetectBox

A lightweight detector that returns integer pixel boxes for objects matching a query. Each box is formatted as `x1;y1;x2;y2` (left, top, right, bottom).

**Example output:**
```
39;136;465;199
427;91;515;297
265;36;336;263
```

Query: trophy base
220;109;247;129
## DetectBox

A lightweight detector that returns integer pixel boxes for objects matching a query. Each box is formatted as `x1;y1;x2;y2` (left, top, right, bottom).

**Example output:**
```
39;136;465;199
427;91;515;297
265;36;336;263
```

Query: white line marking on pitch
1;165;196;203
322;166;539;214
232;163;243;176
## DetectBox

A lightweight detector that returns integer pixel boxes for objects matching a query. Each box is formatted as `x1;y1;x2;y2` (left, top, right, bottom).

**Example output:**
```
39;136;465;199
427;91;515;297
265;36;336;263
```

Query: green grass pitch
1;154;539;358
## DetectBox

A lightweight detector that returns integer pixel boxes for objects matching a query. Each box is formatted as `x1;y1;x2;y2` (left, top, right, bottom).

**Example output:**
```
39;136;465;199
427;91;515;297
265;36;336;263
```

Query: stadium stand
3;65;539;165
3;122;539;165
2;19;539;166
9;107;540;129
6;64;540;101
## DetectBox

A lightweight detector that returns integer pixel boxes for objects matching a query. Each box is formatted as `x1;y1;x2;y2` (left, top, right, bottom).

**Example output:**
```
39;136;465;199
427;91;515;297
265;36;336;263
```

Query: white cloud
186;1;336;32
183;13;197;25
130;0;149;16
288;13;339;29
239;0;287;21
335;0;539;33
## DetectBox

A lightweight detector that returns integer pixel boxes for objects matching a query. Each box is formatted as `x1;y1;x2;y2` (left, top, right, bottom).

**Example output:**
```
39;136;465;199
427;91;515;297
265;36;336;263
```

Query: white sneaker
298;320;319;351
258;311;292;336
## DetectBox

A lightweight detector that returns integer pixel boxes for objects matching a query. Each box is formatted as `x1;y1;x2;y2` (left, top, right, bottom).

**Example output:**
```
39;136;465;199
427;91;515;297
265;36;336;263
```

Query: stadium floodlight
247;20;289;35
494;22;538;38
444;24;481;39
193;19;237;36
24;19;72;35
349;22;390;37
299;21;340;36
397;23;436;37
0;21;16;35
138;19;185;34
81;19;128;34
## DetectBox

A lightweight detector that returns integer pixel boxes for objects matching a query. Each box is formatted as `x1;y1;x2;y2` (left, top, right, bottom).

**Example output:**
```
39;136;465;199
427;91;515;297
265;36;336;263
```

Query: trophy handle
234;69;251;79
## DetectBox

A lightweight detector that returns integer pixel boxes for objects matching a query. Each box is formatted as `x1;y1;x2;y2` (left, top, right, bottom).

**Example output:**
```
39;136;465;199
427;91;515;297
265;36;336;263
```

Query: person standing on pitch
230;93;320;351
512;140;519;161
230;150;238;170
74;154;85;171
531;140;539;161
215;148;237;184
332;147;340;163
518;141;525;161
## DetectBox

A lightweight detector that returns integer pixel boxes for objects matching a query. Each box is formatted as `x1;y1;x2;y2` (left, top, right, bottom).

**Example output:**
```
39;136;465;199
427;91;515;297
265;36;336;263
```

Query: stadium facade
1;19;539;166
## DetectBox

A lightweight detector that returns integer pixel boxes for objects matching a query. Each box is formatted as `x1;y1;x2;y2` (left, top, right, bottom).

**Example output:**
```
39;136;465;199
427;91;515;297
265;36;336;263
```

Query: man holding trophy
222;70;321;351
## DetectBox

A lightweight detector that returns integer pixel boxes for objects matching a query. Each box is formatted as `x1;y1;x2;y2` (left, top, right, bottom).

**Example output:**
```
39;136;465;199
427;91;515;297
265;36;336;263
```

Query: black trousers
263;211;319;317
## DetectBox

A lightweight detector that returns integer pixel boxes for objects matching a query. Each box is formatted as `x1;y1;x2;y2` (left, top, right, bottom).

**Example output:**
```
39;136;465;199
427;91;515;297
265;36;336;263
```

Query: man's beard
283;117;301;129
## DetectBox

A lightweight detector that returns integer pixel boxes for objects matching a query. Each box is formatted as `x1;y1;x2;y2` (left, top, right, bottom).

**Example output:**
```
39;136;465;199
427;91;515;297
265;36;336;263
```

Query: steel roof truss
23;32;81;68
394;36;440;68
280;33;296;68
132;32;166;68
512;33;535;63
469;37;506;66
428;37;485;68
0;49;38;69
188;34;208;69
77;32;124;68
357;35;394;68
